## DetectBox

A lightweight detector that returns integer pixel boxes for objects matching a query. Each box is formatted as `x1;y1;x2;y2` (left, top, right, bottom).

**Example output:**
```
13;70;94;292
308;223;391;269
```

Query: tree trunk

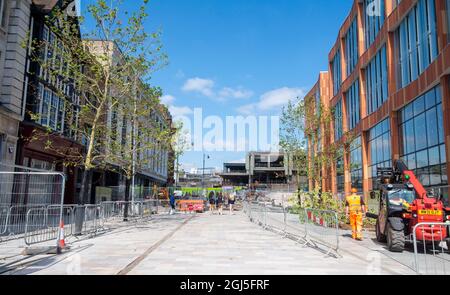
75;168;91;235
123;177;131;221
79;168;91;205
296;173;302;206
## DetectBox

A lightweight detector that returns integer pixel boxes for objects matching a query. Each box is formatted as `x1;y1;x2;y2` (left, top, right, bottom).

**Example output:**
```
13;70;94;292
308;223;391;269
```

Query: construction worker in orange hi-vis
345;188;366;241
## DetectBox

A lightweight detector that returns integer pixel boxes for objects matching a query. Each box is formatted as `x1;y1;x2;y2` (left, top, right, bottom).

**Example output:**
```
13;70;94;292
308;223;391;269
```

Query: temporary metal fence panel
85;205;102;235
413;222;450;275
2;204;46;241
0;167;65;249
158;200;171;214
304;208;340;255
141;201;154;218
284;208;308;241
101;201;121;222
249;202;265;226
0;205;8;236
24;205;74;246
264;204;286;234
243;201;340;256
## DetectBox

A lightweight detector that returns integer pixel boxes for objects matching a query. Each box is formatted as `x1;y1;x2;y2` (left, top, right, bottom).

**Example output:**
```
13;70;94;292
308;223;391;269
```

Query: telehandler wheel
375;219;386;243
386;222;405;252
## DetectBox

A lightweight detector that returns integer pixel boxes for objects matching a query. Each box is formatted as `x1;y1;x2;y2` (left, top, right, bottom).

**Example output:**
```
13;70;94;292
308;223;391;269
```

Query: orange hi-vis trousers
350;211;363;240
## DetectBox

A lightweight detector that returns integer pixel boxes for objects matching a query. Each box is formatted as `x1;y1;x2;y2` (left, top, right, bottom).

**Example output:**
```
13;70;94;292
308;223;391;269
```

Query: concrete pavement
1;211;417;275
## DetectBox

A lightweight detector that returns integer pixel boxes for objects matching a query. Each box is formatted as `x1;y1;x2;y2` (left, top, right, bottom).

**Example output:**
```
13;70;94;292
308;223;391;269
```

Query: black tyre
375;219;387;243
386;222;405;252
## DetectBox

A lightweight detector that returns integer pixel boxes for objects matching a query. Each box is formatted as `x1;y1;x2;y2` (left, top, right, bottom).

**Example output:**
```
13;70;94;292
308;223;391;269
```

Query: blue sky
82;0;354;172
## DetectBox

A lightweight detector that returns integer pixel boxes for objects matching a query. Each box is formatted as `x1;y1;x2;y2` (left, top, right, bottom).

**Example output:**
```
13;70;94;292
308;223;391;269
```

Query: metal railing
412;222;450;275
243;201;340;257
0;166;66;251
0;198;175;250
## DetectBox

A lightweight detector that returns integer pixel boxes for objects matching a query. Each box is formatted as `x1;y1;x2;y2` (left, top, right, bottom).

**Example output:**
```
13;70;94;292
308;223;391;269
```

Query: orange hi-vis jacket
345;194;365;213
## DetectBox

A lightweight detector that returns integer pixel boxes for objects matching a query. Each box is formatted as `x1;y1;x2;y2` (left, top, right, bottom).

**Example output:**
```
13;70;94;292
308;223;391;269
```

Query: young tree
280;98;308;191
27;0;168;206
281;95;356;204
170;121;191;187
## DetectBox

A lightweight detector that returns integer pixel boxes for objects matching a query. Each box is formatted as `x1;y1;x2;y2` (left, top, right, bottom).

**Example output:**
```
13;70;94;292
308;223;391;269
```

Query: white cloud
237;87;305;114
160;95;175;106
182;78;215;97
169;106;193;117
182;77;253;101
236;103;257;115
218;87;254;99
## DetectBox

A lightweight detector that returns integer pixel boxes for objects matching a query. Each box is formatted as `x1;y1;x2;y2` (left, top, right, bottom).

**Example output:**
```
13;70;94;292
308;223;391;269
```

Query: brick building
306;0;450;199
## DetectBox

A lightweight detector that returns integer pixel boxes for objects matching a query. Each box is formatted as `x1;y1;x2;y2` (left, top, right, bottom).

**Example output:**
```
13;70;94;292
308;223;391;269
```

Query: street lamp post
201;153;210;189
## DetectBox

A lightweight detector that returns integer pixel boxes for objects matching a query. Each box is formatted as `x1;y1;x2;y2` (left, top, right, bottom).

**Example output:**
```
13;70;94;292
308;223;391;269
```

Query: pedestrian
209;191;216;214
345;188;366;241
216;192;224;215
169;192;176;215
228;192;236;215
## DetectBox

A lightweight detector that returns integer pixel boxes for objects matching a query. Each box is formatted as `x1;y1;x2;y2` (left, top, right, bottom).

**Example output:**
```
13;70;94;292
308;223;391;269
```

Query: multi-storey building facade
220;152;302;188
14;0;84;204
306;0;450;200
85;40;172;202
0;0;31;167
305;72;331;191
0;1;173;204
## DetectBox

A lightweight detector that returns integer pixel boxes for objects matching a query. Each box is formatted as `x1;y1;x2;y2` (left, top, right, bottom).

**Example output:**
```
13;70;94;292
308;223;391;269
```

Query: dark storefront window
399;85;447;187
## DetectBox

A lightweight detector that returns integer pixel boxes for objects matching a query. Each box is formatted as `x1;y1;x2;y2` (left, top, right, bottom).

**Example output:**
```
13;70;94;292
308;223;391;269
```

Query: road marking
117;216;194;275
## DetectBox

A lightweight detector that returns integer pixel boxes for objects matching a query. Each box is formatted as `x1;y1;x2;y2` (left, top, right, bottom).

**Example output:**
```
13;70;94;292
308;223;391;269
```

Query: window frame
0;0;6;29
398;85;446;186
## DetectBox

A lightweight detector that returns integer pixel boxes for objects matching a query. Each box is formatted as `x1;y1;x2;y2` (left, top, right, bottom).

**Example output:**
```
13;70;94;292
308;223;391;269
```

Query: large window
350;137;363;191
397;0;438;89
36;83;65;133
447;0;450;43
334;98;343;141
364;0;385;49
366;45;388;115
315;89;322;152
337;156;345;193
399;85;447;186
345;17;359;77
346;80;361;131
368;118;391;181
331;50;342;96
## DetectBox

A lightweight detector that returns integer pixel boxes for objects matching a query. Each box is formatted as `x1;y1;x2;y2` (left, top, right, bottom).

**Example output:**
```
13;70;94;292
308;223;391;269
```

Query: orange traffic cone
58;221;66;249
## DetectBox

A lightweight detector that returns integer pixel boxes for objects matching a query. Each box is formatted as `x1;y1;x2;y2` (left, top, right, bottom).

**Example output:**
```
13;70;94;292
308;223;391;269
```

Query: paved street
0;211;418;275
